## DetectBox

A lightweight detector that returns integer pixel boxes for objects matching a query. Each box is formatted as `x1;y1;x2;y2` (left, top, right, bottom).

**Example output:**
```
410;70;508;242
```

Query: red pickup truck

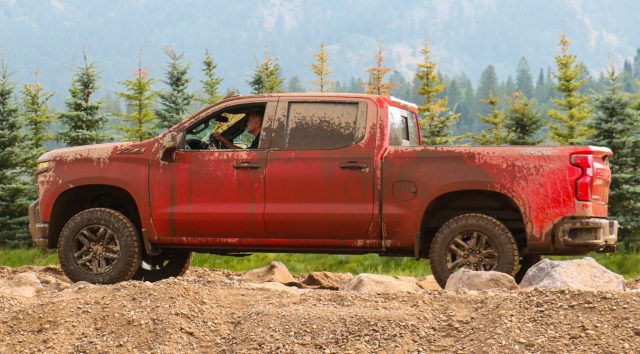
29;93;618;287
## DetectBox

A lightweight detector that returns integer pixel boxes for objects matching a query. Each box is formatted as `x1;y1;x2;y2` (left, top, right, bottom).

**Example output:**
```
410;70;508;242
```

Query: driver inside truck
212;110;263;149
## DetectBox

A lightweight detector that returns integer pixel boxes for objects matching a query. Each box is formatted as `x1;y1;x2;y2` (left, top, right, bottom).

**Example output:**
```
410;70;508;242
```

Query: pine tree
505;92;543;145
516;57;535;98
310;41;335;93
589;64;640;244
634;48;640;80
286;75;305;92
415;42;461;145
199;49;223;105
21;70;54;167
469;93;509;145
621;60;635;93
156;46;194;130
365;45;392;95
57;51;110;146
477;65;499;116
548;33;593;145
115;62;159;142
248;53;285;94
502;75;516;97
534;68;547;102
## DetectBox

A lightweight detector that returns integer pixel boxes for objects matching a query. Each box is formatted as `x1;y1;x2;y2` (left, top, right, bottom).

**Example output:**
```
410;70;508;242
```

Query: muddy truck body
29;93;618;286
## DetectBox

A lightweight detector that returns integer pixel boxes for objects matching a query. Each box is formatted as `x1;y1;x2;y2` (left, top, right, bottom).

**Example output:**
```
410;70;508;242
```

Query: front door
264;98;377;240
149;100;277;240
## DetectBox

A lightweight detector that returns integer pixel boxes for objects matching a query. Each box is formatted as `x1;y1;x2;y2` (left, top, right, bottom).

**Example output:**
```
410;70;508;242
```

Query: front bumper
554;218;618;253
28;200;49;248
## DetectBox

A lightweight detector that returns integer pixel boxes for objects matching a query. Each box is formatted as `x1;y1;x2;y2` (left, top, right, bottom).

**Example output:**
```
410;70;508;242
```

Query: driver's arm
212;133;241;149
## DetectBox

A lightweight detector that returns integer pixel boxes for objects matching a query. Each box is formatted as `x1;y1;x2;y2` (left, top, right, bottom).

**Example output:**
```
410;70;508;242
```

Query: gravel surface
1;266;639;353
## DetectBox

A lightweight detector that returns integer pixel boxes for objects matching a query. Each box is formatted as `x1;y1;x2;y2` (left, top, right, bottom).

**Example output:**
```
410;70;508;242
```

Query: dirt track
1;266;640;353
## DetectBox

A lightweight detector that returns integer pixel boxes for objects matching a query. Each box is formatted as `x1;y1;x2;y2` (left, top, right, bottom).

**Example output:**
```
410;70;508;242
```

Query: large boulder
0;272;44;298
238;261;296;284
302;272;353;290
445;269;519;291
520;257;625;292
340;273;421;293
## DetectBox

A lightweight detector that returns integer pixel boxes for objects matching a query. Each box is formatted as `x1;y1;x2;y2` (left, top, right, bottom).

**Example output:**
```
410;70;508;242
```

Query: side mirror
160;132;181;163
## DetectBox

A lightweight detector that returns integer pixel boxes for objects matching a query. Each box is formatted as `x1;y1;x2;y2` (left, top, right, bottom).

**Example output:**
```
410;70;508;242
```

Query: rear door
264;98;377;241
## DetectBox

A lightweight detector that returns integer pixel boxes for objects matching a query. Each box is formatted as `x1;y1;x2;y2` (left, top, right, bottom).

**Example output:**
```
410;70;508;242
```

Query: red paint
33;93;614;256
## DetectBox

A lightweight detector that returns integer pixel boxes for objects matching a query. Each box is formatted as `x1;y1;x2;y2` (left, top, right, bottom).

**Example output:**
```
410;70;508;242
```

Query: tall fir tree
505;92;543;145
415;42;460;145
589;64;640;244
156;46;194;130
57;51;110;146
365;45;392;95
286;75;305;92
389;70;411;100
477;65;499;116
548;33;593;145
502;75;516;98
310;41;335;93
0;60;33;246
516;57;535;98
634;48;640;80
534;68;547;102
621;60;635;93
21;70;54;168
248;52;285;94
469;93;509;145
199;49;223;105
115;62;159;142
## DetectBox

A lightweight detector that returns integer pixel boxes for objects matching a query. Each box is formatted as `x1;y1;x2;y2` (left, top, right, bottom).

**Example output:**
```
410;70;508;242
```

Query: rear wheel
429;213;519;288
132;251;192;282
58;208;141;284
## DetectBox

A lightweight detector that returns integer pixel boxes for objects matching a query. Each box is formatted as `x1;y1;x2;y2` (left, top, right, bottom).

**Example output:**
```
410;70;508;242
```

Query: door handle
233;161;261;169
340;161;368;170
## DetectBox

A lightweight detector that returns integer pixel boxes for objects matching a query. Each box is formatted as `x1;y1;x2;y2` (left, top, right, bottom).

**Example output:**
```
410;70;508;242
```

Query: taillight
570;154;593;201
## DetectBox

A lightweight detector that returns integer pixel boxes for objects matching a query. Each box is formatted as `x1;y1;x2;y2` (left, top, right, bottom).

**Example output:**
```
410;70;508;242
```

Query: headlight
36;161;54;175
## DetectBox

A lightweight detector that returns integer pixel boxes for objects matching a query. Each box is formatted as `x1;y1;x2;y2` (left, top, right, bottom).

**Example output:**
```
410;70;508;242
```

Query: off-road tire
429;213;519;288
132;251;193;282
58;208;141;284
515;255;543;283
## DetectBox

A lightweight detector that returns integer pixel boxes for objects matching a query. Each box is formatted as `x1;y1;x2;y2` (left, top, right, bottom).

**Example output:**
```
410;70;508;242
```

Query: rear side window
389;106;420;146
284;102;359;150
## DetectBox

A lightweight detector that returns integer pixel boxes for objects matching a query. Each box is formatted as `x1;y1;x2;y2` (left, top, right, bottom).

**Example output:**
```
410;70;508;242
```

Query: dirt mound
0;266;639;353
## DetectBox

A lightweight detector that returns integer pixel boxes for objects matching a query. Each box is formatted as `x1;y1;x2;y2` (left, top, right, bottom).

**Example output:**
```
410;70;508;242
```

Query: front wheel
132;251;193;282
429;213;519;288
57;208;142;284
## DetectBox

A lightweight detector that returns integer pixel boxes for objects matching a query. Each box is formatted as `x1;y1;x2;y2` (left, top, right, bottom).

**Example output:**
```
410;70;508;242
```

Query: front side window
389;106;419;146
283;102;359;150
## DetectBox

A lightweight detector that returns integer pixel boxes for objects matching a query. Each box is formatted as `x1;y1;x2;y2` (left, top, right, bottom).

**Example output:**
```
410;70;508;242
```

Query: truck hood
37;142;136;164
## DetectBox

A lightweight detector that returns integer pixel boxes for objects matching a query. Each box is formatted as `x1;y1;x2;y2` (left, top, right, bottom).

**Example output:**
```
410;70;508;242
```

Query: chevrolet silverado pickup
29;93;618;287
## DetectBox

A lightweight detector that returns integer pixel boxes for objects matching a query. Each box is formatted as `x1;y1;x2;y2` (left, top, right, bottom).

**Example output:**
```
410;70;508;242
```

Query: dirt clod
0;265;639;353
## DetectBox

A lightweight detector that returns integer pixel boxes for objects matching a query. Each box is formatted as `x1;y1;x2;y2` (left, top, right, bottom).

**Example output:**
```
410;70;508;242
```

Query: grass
1;248;639;279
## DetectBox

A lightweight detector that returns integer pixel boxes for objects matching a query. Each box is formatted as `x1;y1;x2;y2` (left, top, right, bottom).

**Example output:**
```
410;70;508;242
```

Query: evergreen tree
389;70;411;100
21;70;54;167
548;33;593;144
621;60;635;93
516;57;535;98
415;42;460;145
115;63;159;142
502;75;516;98
477;65;499;116
589;64;640;244
534;68;547;102
365;45;392;95
634;48;640;80
469;93;509;145
156;46;194;130
505;92;543;145
57;51;110;146
286;75;305;92
199;49;223;105
248;53;285;94
347;76;365;93
310;41;335;93
0;61;32;246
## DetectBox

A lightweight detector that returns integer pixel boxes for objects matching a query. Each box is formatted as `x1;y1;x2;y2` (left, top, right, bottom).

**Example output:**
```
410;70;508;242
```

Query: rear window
284;102;359;150
389;106;419;146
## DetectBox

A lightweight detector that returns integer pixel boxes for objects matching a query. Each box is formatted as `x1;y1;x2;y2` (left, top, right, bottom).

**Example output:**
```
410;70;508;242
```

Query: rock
38;275;70;292
302;272;353;290
0;272;45;298
68;281;95;292
246;282;304;294
238;261;296;284
445;269;519;291
340;273;421;293
417;275;441;291
520;258;625;292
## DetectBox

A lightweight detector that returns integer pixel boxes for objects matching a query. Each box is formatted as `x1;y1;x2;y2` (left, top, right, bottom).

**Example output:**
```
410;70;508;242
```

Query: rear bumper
554;218;618;253
28;200;49;248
